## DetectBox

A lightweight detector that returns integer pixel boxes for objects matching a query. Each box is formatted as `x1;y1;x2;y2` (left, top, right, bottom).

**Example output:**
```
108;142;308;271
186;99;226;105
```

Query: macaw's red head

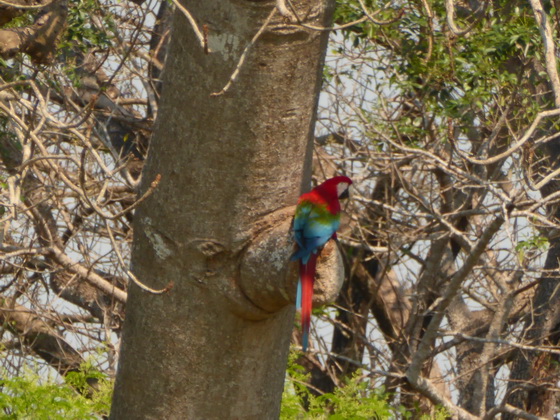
315;176;353;201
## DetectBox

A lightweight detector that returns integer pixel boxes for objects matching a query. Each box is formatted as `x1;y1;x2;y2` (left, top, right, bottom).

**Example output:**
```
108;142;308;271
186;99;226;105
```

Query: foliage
0;354;450;420
64;0;115;51
281;352;449;419
281;352;395;419
313;0;560;417
515;235;549;264
0;364;112;419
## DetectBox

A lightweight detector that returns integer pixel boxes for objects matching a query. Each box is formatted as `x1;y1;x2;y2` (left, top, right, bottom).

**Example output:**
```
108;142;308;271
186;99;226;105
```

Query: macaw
291;175;352;351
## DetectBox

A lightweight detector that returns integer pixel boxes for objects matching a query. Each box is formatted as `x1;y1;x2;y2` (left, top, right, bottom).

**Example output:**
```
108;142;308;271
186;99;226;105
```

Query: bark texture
110;1;336;418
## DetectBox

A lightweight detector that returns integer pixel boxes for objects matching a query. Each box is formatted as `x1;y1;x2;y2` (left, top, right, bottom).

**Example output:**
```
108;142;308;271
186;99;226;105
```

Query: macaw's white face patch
337;182;350;198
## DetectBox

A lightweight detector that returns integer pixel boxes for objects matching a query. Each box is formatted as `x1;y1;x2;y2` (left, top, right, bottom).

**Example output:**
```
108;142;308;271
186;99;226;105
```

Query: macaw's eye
337;183;350;199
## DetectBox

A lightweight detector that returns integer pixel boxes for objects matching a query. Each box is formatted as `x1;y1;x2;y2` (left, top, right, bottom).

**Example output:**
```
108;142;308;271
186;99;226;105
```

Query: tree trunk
110;1;335;418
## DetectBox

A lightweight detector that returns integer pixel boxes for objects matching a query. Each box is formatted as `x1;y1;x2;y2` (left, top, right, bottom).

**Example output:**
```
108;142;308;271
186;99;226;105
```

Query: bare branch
528;0;560;107
0;0;67;64
211;7;276;97
171;0;208;52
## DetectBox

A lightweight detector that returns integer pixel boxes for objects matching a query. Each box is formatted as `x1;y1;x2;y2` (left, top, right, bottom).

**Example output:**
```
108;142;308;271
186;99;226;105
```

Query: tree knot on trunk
237;206;345;318
196;240;225;257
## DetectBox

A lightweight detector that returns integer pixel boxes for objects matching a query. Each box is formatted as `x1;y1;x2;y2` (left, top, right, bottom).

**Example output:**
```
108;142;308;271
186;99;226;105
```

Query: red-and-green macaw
291;176;352;351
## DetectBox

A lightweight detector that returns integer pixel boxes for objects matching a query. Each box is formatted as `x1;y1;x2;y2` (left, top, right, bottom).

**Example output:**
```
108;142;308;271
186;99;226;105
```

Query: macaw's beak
339;188;350;200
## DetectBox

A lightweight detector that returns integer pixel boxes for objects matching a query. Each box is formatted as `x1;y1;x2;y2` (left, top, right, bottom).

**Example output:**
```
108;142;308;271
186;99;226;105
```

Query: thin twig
276;0;295;20
105;219;173;295
171;0;208;52
211;7;277;97
528;0;560;107
287;0;401;30
443;331;560;356
111;174;162;220
453;108;560;166
50;245;128;303
79;148;161;221
0;0;52;9
357;0;405;26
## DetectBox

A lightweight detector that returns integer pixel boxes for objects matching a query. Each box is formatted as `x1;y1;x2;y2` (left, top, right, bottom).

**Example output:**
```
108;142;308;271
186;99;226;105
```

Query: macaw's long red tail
299;254;318;352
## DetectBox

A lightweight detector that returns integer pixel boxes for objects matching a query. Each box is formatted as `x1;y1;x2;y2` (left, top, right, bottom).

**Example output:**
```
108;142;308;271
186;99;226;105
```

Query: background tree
0;0;164;404
302;1;560;418
3;0;560;418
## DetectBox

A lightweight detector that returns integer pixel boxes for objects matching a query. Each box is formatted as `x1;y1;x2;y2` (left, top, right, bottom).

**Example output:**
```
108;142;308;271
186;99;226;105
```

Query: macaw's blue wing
293;201;312;250
291;200;340;264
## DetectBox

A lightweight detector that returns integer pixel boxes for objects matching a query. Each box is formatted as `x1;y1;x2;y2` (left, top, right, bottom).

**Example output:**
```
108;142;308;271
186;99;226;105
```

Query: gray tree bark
110;1;336;418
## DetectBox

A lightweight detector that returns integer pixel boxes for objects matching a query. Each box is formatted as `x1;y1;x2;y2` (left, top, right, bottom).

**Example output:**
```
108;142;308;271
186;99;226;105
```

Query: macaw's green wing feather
292;200;340;263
